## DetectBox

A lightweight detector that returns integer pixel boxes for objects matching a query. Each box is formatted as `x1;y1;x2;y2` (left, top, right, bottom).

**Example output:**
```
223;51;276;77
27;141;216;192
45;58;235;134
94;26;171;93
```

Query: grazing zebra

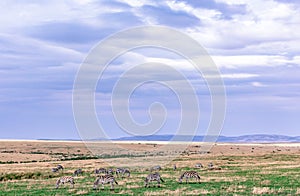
144;172;164;188
93;175;118;190
150;165;162;171
56;176;75;189
179;171;201;184
173;164;177;170
52;164;64;173
73;168;83;176
106;168;114;175
116;168;130;177
52;167;59;173
95;168;107;174
195;163;203;168
57;164;64;170
208;162;214;168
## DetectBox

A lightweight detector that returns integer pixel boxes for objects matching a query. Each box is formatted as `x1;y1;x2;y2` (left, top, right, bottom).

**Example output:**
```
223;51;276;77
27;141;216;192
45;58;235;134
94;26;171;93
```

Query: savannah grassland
0;141;300;195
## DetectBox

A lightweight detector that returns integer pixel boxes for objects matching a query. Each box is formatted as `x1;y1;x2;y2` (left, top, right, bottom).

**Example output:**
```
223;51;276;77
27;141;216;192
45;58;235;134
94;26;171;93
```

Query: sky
0;0;299;139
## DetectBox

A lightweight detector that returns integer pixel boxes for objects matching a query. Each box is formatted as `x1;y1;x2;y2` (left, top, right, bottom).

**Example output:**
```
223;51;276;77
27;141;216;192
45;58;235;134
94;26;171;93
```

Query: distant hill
114;134;300;143
37;134;300;143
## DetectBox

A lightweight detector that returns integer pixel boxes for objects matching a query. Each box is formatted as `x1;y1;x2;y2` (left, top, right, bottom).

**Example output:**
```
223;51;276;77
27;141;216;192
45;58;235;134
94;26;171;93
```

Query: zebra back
95;168;107;174
151;165;162;171
106;168;114;175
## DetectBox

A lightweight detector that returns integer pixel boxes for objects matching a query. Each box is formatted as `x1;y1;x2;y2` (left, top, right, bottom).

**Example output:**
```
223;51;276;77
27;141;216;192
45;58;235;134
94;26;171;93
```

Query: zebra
52;167;59;173
51;164;64;173
195;163;203;168
95;168;107;174
106;168;114;175
73;168;83;176
150;165;161;171
93;175;118;190
144;172;164;188
57;164;64;171
179;171;201;184
56;176;75;189
116;168;130;177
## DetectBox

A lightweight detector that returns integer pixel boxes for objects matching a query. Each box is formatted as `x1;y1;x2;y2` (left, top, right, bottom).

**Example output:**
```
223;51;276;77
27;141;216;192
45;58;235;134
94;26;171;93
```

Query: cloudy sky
0;0;299;139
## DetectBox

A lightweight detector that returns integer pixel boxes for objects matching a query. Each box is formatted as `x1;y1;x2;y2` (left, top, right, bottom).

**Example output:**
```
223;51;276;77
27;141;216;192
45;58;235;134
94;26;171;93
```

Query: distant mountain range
38;134;300;143
113;134;300;143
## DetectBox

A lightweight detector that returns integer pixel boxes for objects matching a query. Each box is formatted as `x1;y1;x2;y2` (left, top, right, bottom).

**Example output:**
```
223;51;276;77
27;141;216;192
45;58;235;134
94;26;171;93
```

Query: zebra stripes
179;171;201;184
56;176;75;189
144;172;164;187
107;168;114;175
51;164;210;189
116;168;130;177
95;168;114;175
93;175;118;190
95;168;107;174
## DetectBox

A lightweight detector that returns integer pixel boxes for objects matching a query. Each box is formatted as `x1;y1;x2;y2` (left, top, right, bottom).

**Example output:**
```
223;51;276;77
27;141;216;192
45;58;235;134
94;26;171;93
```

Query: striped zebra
93;175;118;190
179;171;201;184
144;172;164;188
106;168;114;175
73;168;83;176
150;165;161;171
116;168;130;177
56;176;75;189
95;168;107;174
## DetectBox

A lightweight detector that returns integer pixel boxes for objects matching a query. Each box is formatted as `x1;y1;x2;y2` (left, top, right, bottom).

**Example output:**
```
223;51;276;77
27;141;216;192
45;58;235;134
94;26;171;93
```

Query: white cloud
212;55;297;68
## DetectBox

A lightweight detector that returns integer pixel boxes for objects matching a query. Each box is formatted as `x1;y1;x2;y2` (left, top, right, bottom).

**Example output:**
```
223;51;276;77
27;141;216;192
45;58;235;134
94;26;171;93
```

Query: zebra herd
53;163;218;190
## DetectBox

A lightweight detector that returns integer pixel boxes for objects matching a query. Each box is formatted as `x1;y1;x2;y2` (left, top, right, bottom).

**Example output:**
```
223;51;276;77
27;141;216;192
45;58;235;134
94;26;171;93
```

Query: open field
0;140;300;195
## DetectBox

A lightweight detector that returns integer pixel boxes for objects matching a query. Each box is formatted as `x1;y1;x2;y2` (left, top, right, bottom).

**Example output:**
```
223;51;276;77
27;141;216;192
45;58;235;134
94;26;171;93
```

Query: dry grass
0;141;300;195
252;187;274;194
144;188;188;196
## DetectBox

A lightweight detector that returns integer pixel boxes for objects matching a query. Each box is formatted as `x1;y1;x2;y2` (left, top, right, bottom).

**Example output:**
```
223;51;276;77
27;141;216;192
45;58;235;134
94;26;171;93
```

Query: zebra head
178;176;183;183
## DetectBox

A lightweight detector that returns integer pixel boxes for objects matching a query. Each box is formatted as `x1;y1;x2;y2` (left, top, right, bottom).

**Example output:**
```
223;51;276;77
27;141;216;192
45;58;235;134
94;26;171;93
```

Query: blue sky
0;0;299;139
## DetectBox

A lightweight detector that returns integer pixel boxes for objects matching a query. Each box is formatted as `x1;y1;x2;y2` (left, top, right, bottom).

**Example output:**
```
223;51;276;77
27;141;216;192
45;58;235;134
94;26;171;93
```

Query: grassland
0;141;300;195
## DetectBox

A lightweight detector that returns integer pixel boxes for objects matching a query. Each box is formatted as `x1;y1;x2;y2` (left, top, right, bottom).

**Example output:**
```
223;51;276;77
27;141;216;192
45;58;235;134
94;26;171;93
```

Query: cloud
138;4;200;27
0;0;300;138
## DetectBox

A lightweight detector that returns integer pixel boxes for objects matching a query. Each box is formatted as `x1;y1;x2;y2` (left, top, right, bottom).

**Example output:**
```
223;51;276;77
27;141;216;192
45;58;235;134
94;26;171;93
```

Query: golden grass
1;141;300;195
